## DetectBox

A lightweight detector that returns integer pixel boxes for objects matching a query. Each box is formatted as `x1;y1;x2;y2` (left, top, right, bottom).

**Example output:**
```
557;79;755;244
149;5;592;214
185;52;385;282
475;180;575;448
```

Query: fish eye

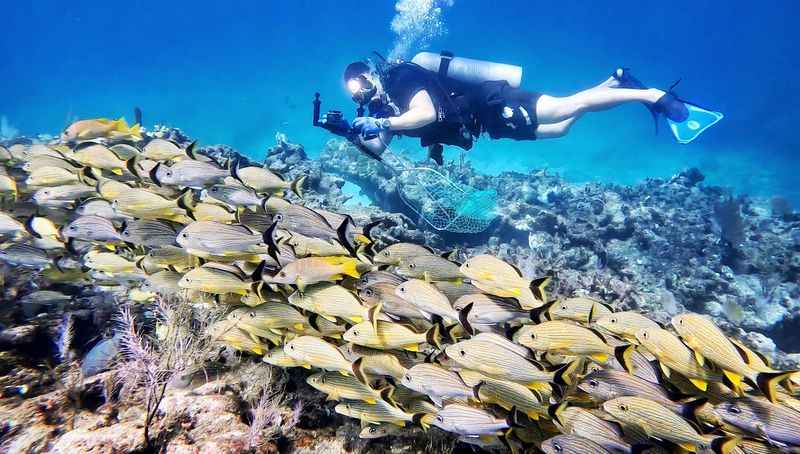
609;317;617;324
279;271;287;277
369;427;376;433
383;251;390;256
588;379;598;388
618;404;628;412
249;311;256;318
552;443;562;453
403;374;411;382
289;345;294;349
399;286;405;293
459;349;465;356
642;331;649;339
364;289;374;297
435;416;443;422
353;331;359;336
275;214;284;221
728;405;741;414
530;332;536;339
211;187;218;192
560;304;567;310
166;171;172;177
408;263;416;269
678;319;684;325
181;233;187;237
69;226;76;230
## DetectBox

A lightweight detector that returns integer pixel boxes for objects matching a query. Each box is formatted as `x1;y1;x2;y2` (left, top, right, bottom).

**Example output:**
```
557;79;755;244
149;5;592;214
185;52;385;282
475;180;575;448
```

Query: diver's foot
612;68;648;90
651;91;689;122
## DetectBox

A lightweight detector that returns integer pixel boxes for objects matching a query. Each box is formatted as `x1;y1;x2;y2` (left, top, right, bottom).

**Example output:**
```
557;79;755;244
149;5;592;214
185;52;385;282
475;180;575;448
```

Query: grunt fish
61;117;141;142
541;435;613;454
343;320;440;352
62;215;122;243
231;161;305;197
283;335;352;374
401;363;474;407
395;279;459;323
672;313;794;402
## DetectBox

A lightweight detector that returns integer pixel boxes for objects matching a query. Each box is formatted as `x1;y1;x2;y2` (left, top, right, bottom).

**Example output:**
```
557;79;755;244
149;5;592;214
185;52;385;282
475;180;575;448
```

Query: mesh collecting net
396;166;497;233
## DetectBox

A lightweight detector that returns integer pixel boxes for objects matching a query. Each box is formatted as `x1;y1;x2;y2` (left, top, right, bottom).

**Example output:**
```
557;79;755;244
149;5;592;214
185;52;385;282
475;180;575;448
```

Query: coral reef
0;128;798;453
315;137;800;356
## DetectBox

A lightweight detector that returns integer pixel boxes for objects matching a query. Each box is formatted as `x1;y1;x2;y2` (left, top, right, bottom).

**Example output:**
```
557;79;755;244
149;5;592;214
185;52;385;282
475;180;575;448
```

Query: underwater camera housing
313;93;390;162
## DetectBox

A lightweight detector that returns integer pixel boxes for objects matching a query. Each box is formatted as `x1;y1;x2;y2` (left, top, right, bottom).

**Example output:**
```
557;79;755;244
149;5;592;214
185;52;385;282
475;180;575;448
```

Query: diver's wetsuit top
378;62;542;150
380;63;477;150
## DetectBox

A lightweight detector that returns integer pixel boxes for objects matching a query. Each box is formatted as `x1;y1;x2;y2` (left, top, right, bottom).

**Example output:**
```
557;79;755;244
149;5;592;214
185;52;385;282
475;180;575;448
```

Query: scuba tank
411;51;522;88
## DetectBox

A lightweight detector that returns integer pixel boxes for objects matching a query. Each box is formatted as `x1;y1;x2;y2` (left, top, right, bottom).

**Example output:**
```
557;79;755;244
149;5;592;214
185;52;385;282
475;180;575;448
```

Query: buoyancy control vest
375;55;481;151
375;51;533;150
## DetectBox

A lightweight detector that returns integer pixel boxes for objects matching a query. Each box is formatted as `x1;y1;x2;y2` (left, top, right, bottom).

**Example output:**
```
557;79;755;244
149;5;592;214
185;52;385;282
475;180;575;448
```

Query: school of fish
1;118;799;453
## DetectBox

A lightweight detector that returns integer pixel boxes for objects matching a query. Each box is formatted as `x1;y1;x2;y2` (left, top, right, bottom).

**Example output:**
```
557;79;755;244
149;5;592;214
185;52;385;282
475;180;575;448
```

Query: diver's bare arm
386;90;436;130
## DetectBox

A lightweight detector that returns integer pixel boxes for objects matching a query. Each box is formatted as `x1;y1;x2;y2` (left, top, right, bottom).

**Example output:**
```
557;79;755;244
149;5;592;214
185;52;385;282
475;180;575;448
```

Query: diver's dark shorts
475;80;542;140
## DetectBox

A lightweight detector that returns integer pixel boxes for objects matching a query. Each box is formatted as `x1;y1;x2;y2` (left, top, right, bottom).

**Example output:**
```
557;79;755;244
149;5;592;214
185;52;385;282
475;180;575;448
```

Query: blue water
3;1;799;204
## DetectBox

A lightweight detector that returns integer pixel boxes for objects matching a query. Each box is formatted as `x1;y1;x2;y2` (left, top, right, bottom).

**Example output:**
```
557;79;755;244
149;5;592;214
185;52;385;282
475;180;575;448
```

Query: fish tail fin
149;162;162;186
361;218;384;244
443;323;463;343
355;243;373;264
710;436;740;454
529;299;554;323
412;413;433;431
756;370;796;403
678;397;709;427
378;384;397;406
367;302;382;333
230;158;245;185
176;187;195;211
336;216;357;257
341;257;361;278
472;381;484;402
129;123;142;139
458;302;475;336
184;141;198;160
529;275;551;302
505;406;529;429
352;357;369;385
547;401;567;425
498;429;522;454
426;323;442;350
125;155;141;179
263;221;281;265
552;359;581;387
251;261;266;283
614;344;636;374
290;175;306;199
114;116;129;131
77;166;98;185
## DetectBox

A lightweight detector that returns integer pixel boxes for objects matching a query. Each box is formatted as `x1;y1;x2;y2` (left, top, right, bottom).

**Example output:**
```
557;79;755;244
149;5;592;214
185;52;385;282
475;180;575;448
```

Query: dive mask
348;75;377;105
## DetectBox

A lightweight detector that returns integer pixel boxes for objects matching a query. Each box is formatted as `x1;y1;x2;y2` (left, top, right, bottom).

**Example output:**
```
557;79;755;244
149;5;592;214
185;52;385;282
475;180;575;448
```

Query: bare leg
536;87;664;125
536;116;579;139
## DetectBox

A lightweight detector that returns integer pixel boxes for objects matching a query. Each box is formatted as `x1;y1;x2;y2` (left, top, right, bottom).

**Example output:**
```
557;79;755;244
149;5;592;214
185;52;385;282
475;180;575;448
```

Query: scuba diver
316;52;722;164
